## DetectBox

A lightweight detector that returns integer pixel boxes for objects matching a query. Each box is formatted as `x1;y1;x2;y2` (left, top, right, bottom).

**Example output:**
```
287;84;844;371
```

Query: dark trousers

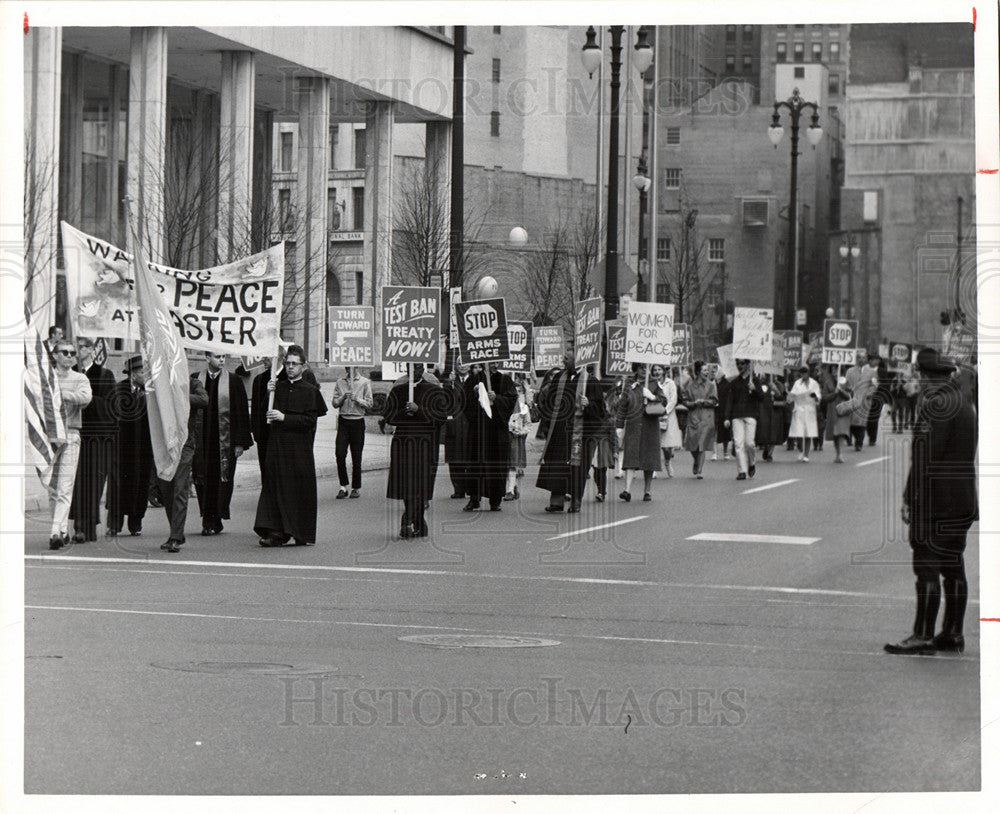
549;464;587;507
910;526;969;583
403;498;426;532
593;466;607;495
159;444;194;543
850;425;866;450
866;414;880;445
70;433;114;535
336;417;366;489
195;476;234;527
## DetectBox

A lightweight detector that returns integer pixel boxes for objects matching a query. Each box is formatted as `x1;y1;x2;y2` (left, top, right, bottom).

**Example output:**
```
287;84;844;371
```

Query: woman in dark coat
442;364;470;498
462;363;517;511
617;363;667;501
681;360;718;478
254;346;328;547
384;365;445;538
714;369;732;460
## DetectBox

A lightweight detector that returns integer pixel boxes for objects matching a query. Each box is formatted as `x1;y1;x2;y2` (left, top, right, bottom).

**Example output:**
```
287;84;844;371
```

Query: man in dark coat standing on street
106;355;154;536
251;358;319;475
193;352;252;536
255;346;328;547
69;337;117;542
535;348;606;513
462;362;517;512
384;364;445;538
885;348;978;655
159;372;210;553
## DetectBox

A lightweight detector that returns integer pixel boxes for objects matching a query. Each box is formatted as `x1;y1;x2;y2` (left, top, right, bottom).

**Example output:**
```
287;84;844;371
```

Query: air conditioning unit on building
742;199;769;227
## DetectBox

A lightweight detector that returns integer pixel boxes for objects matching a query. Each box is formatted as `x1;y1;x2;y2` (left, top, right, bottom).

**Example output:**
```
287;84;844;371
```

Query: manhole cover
398;634;560;649
151;661;342;676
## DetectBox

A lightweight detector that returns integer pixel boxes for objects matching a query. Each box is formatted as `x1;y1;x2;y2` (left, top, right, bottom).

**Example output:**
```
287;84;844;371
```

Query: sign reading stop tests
822;318;859;365
501;320;533;373
454;297;510;364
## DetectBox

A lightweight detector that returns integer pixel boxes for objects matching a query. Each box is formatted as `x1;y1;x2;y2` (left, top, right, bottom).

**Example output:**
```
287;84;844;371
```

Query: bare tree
23;134;59;326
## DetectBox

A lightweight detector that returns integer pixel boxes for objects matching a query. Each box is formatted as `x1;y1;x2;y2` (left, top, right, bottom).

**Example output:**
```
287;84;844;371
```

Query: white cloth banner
62;222;285;357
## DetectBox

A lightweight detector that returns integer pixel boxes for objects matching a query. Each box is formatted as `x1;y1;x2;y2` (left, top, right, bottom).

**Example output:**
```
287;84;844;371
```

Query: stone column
295;76;330;362
425;120;451;278
363;101;395;345
217;51;255;263
127;27;168;262
23;27;62;328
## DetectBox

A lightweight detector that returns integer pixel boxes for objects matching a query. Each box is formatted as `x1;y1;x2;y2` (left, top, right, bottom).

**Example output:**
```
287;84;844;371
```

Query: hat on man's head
123;354;143;373
797;364;810;373
916;347;956;375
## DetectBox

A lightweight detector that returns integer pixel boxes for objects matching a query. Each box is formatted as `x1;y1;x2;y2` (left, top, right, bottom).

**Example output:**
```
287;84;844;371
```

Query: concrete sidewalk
23;383;392;513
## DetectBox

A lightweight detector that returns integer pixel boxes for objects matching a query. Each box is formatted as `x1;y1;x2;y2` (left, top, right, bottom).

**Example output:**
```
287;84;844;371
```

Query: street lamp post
839;235;860;319
768;87;822;329
633;153;651;302
583;25;653;322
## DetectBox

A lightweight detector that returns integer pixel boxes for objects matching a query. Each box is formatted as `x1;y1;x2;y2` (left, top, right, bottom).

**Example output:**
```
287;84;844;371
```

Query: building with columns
24;25;455;362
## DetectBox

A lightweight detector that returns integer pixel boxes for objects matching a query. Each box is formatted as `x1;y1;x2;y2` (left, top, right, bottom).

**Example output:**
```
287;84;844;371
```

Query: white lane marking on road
545;515;648;541
686;533;820;545
26;565;330;580
856;455;889;468
26;554;907;600
26;604;943;660
741;478;799;495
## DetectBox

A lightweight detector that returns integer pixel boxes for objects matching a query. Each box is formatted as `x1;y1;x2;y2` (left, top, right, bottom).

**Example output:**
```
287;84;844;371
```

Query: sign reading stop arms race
501;320;533;373
821;318;859;366
454;297;510;365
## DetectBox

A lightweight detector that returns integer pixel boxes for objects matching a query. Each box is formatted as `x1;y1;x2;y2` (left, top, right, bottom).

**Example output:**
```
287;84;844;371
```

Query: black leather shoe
884;635;935;655
336;488;349;499
932;632;965;653
463;500;481;512
293;539;315;546
49;534;64;550
450;492;465;499
399;524;414;539
748;465;756;479
489;504;502;512
544;505;564;513
619;491;631;502
567;502;581;513
201;528;217;536
643;493;651;501
161;539;183;553
736;473;747;480
72;532;86;544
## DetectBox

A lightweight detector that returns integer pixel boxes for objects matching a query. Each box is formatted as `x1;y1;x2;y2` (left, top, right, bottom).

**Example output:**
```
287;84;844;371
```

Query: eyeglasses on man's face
57;349;77;357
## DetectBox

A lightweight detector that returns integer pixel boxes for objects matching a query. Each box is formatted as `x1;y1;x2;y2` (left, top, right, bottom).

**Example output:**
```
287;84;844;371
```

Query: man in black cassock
69;337;117;542
442;360;470;499
255;346;328;547
535;348;606;513
251;359;319;474
384;364;445;538
462;362;516;512
106;356;154;536
193;352;252;535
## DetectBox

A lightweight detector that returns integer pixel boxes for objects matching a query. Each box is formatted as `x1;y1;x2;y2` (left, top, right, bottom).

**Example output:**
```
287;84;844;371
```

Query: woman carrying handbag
617;363;667;502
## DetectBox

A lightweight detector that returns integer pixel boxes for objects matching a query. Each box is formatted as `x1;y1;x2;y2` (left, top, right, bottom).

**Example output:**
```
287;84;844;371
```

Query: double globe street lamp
768;87;823;329
582;25;654;321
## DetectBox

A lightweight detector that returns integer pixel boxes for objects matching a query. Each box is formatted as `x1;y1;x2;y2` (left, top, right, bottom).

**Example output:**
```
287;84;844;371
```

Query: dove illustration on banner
242;257;268;279
78;299;101;319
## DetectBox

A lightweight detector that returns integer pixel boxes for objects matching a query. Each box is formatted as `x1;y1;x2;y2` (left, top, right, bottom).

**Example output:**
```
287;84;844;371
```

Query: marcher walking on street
504;379;531;501
333;366;373;499
618;363;666;501
682;360;718;479
824;375;854;463
658;366;682;478
462;363;516;512
885;348;978;654
788;365;822;462
158;373;209;553
106;356;153;536
723;359;763;480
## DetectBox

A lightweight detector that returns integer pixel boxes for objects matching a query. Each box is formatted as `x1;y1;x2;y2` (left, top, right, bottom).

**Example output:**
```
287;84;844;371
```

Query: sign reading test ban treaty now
624;301;675;365
454;297;510;364
380;285;441;364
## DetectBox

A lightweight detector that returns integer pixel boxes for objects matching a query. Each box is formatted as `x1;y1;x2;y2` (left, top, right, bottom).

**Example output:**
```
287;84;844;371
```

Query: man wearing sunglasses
47;340;92;549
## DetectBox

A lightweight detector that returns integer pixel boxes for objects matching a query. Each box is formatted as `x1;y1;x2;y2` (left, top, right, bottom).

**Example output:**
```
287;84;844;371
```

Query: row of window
276;186;365;233
654;237;726;263
278;127;367;173
776;40;840;63
725;25;756;42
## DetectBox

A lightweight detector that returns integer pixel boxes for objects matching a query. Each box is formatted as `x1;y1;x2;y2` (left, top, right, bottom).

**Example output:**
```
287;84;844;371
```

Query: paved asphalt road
22;431;981;797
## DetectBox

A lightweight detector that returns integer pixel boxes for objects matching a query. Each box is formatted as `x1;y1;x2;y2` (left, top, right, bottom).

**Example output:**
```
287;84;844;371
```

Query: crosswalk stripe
686;532;820;545
856;455;890;467
741;478;799;495
545;515;648;541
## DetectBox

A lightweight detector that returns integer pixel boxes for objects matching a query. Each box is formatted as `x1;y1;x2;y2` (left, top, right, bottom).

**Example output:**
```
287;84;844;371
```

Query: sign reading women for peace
380;286;441;364
732;307;774;361
454;298;510;364
61;222;285;355
574;297;604;367
624;301;675;364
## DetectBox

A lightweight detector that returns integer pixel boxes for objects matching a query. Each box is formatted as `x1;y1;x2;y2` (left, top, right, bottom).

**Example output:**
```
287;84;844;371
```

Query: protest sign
782;331;804;368
715;344;738;378
239;355;268;376
454;297;510;364
732;307;774;361
944;324;975;363
448;287;462;345
574;297;603;367
624;301;675;365
502;321;533;373
887;341;913;371
62;221;285;356
822;319;859;366
328;306;375;366
92;337;108;367
380;285;441;365
757;330;786;376
605;322;629;376
671;323;693;366
533;326;565;370
806;331;824;364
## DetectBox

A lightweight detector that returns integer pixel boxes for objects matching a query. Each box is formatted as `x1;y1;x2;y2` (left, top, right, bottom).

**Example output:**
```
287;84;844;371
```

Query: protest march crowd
27;227;977;657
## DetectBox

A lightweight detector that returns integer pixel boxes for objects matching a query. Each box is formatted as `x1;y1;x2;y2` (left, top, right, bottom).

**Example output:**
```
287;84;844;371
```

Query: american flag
127;208;190;481
23;306;66;487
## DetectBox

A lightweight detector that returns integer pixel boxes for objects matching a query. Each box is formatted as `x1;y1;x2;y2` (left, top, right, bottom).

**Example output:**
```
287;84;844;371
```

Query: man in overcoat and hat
885;348;978;654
